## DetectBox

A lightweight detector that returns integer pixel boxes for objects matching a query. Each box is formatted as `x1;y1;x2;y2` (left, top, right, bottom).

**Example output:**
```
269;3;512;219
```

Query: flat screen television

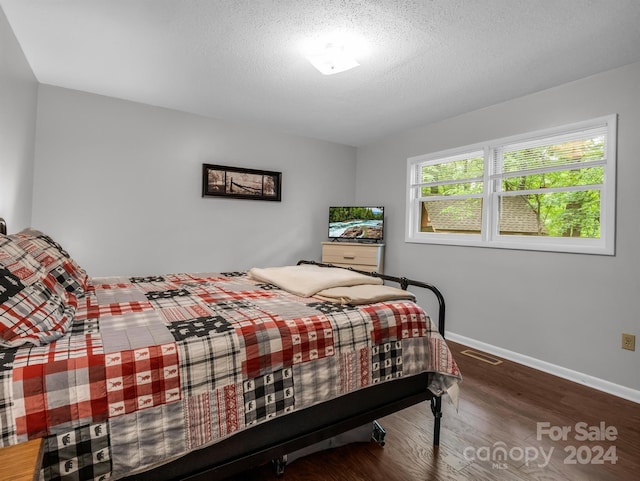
328;206;384;241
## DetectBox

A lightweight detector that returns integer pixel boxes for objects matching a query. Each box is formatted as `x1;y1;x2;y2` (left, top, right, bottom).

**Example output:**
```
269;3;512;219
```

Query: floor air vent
460;349;503;365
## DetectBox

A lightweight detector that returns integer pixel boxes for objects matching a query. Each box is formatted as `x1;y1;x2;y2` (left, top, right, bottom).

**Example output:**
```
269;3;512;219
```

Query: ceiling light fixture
305;42;360;75
300;33;367;75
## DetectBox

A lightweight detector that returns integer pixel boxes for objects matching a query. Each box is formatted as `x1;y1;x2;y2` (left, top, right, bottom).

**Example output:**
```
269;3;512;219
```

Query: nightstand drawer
321;242;385;273
322;245;378;266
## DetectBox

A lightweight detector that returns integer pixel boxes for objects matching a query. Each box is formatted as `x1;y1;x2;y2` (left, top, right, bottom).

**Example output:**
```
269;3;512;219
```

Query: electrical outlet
622;333;636;351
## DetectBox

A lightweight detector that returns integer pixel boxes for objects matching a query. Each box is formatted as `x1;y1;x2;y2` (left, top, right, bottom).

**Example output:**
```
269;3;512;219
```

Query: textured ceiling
2;0;640;146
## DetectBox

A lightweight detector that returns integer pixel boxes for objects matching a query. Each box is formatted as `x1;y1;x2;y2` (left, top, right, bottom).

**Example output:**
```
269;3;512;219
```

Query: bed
0;228;461;481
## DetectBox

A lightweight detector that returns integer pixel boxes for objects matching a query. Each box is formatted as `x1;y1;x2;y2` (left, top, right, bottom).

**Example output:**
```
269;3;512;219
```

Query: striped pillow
8;229;88;296
0;234;76;347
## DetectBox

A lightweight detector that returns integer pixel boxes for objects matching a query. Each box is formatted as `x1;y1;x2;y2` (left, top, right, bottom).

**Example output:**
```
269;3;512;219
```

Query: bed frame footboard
296;260;447;447
296;260;446;337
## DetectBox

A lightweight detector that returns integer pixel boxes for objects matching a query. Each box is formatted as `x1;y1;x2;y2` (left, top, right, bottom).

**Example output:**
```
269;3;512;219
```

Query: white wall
356;62;640;394
0;6;37;231
32;85;357;277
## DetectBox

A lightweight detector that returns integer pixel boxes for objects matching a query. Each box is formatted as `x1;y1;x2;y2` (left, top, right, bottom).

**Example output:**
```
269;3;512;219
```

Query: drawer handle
343;255;356;260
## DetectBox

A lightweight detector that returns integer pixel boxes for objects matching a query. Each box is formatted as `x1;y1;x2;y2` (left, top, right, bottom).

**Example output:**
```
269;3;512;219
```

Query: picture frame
202;164;282;201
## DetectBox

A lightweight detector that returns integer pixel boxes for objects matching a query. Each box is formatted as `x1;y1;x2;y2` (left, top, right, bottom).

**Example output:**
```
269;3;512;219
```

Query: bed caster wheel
272;455;287;476
372;420;386;446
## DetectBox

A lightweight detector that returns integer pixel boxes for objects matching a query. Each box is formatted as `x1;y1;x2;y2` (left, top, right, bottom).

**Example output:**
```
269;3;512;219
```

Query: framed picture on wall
202;164;282;201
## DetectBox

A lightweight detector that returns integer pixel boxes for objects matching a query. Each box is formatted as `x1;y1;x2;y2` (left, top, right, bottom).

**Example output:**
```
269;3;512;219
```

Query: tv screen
328;206;384;241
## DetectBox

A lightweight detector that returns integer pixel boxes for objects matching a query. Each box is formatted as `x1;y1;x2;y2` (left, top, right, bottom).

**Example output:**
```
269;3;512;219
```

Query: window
406;115;617;255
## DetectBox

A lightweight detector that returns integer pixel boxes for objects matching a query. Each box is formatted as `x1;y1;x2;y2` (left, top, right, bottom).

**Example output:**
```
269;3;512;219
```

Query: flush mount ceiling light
301;34;366;75
305;43;360;75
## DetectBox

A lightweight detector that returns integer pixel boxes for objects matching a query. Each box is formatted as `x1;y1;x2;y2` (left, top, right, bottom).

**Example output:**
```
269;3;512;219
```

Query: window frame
405;115;617;255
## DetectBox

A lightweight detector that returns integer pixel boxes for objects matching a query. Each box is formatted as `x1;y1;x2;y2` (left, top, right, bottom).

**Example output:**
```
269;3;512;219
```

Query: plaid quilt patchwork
237;317;286;378
400;337;431;376
41;422;111;481
362;301;432;344
325;308;371;352
0;268;25;304
337;348;371;395
181;384;260;456
176;331;240;396
184;392;213;449
94;285;147;305
157;304;216;323
0;347;17;446
243;367;294;425
0;281;76;346
292;357;338;406
212;383;244;439
12;344;108;440
194;287;276;304
0;271;460;480
108;402;186;479
69;318;99;336
235;303;335;378
12;333;104;367
82;294;154;320
372;341;403;383
169;315;234;340
129;275;166;284
164;272;229;284
104;343;180;416
280;315;335;364
99;311;174;352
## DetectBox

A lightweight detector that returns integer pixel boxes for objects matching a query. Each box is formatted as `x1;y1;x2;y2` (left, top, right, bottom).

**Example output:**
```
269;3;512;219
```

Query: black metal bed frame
124;260;447;480
296;260;446;446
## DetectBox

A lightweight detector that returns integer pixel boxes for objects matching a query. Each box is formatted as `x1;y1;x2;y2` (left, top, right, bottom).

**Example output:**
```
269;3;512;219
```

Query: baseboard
446;332;640;405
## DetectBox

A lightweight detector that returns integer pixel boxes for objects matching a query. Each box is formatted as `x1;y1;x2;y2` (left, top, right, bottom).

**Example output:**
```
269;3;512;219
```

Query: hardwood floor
230;341;640;481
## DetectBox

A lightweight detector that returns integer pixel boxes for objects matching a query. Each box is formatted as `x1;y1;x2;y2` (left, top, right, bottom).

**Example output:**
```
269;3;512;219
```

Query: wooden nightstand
0;438;44;481
321;242;385;274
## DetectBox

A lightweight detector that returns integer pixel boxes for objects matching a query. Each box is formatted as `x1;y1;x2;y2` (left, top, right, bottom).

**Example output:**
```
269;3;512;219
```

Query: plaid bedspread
0;271;460;481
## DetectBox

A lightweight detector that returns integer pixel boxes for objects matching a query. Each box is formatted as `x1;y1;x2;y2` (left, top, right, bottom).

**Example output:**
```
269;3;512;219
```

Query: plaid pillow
0;236;46;294
9;229;88;296
0;235;76;347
